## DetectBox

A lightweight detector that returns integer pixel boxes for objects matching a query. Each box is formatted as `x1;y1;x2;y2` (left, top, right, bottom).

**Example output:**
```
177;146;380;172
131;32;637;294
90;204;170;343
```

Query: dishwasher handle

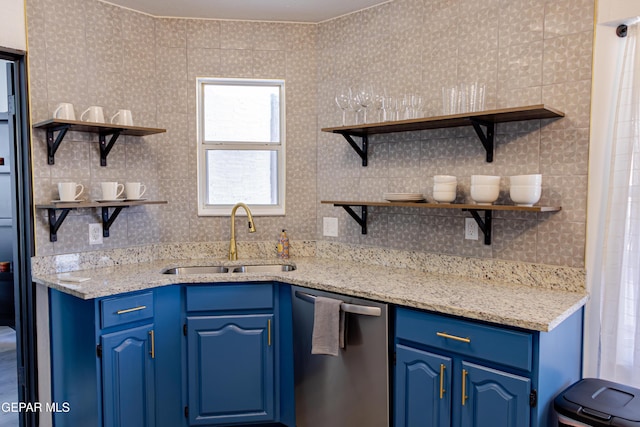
295;291;382;317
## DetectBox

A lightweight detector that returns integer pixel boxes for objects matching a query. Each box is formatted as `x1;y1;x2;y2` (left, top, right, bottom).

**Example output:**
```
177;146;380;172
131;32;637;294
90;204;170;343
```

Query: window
197;78;285;216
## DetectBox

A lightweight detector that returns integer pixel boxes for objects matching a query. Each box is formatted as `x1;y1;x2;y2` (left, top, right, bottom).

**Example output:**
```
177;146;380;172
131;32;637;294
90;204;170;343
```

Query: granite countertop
32;256;588;332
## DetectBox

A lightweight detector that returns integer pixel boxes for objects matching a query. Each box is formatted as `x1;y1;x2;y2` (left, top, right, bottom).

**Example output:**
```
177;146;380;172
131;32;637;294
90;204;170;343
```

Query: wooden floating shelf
33;118;166;166
321;104;564;165
321;200;561;212
36;200;168;210
321;200;561;245
36;200;167;242
33;118;166;137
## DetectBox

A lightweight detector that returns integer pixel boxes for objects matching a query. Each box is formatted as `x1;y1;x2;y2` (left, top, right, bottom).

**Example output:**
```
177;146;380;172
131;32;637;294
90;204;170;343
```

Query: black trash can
554;378;640;426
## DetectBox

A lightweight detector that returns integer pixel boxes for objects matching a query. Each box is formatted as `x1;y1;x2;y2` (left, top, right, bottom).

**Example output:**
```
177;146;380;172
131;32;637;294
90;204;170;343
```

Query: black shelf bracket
99;130;122;167
464;209;493;245
46;124;71;165
47;208;71;242
337;132;368;166
337;205;368;234
101;206;126;237
469;119;495;162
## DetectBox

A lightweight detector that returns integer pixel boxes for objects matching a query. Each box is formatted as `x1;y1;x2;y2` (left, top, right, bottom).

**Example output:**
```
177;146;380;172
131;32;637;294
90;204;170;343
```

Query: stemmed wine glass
349;87;363;125
356;85;374;123
335;89;350;126
411;94;424;119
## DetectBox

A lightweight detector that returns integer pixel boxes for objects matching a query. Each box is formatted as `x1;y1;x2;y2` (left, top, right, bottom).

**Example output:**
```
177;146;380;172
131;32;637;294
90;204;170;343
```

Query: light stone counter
32;243;588;332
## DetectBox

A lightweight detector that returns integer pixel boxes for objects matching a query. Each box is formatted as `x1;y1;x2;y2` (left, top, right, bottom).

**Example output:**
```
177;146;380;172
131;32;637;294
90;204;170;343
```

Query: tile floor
0;326;18;427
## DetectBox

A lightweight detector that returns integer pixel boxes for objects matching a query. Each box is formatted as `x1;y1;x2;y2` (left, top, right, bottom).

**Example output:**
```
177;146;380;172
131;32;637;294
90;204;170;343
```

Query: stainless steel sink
232;264;296;273
162;266;229;275
162;264;296;275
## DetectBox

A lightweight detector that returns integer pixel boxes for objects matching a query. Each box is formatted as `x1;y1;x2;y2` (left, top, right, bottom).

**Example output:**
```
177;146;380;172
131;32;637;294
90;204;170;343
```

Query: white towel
311;296;345;356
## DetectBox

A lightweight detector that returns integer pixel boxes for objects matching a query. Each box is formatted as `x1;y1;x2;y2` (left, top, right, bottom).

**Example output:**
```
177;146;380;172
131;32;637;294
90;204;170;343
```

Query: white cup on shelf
80;106;105;123
124;182;146;200
111;109;133;126
58;182;84;201
53;103;76;120
101;182;124;200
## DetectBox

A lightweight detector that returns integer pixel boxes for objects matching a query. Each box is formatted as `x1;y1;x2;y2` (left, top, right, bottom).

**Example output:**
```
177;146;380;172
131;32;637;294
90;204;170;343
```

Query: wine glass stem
342;110;346;126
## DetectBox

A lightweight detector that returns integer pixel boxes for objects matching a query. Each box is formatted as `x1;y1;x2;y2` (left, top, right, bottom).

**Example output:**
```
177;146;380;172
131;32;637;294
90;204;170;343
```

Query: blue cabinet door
460;361;530;427
187;314;275;425
395;344;452;427
101;324;155;427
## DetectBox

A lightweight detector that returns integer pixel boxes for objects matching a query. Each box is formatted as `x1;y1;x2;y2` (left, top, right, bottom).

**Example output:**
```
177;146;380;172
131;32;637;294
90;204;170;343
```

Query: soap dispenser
277;229;290;259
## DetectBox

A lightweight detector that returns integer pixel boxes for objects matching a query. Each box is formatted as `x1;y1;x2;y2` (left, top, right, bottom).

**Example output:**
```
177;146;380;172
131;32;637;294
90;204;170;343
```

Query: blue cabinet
396;344;452;427
186;314;274;425
101;324;156;427
183;283;295;427
459;361;531;427
395;307;582;427
49;286;182;427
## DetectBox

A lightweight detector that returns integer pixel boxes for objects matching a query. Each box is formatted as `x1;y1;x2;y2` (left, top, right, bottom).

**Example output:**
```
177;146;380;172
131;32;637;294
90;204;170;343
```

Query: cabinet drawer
396;308;532;371
186;284;273;312
100;291;154;329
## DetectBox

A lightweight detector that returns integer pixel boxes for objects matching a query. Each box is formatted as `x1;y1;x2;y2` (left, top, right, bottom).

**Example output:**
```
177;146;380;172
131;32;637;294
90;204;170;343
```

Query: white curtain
598;22;640;387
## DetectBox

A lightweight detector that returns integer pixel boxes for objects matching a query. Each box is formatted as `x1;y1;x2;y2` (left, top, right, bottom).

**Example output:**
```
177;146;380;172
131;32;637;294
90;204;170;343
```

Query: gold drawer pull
149;330;155;359
462;369;468;405
268;319;272;346
439;364;446;399
436;332;471;343
116;305;147;315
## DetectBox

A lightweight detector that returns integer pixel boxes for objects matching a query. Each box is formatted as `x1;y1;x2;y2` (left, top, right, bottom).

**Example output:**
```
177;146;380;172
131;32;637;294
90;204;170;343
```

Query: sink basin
162;266;229;275
232;264;296;273
162;264;296;275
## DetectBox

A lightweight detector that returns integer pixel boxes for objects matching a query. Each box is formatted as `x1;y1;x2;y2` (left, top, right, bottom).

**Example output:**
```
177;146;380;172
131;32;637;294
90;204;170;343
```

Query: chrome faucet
228;202;256;261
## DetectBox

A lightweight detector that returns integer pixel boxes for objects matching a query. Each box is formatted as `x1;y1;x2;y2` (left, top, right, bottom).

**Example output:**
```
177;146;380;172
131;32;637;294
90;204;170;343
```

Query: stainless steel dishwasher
291;285;390;427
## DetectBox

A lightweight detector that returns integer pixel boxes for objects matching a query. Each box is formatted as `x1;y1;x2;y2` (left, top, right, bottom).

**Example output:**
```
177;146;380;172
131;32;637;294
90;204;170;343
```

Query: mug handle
110;112;121;124
75;184;84;200
80;108;90;122
115;184;125;199
53;105;63;119
138;184;146;198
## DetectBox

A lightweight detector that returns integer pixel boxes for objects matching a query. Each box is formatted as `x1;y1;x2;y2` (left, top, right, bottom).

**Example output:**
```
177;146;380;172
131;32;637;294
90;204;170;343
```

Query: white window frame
196;78;286;216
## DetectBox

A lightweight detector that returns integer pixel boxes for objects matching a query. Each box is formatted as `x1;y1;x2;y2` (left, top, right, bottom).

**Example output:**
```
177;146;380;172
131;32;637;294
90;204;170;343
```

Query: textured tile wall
26;0;318;256
316;0;593;268
26;0;593;269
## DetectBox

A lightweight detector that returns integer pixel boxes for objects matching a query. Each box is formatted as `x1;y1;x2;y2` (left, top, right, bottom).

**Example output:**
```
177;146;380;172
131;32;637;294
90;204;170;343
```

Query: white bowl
433;190;456;203
470;184;499;204
434;175;457;183
510;174;542;186
509;185;541;206
434;182;457;191
471;175;500;185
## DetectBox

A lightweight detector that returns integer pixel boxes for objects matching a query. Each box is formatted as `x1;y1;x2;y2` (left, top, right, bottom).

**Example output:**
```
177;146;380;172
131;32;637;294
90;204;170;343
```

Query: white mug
101;182;124;200
80;106;105;123
111;109;133;126
53;103;76;121
58;182;84;201
124;182;146;200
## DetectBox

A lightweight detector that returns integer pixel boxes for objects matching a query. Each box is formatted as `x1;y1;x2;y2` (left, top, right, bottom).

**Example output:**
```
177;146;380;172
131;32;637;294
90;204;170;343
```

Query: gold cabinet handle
462;369;468;406
268;319;271;346
436;332;471;343
116;305;146;315
439;364;446;399
149;330;155;359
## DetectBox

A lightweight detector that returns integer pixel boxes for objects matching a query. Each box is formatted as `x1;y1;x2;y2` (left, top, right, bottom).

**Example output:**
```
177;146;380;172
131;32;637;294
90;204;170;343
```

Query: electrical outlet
89;223;103;245
465;218;479;240
323;217;339;237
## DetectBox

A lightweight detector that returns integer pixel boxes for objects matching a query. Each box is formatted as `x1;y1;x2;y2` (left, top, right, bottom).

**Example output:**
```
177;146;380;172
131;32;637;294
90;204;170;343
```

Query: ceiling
101;0;392;23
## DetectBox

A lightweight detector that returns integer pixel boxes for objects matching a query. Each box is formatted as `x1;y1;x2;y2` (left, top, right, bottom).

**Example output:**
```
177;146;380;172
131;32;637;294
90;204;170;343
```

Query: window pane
203;84;280;143
206;150;278;205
